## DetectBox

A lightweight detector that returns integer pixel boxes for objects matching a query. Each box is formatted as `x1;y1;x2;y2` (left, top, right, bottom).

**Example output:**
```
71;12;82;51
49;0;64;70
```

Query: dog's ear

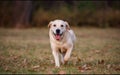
48;21;53;28
65;21;70;30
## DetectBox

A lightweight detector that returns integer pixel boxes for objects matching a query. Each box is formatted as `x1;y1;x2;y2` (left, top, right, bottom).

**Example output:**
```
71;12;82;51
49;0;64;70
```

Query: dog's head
48;19;70;41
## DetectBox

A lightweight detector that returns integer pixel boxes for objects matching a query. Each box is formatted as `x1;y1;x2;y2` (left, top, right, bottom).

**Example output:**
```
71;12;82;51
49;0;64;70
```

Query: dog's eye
61;25;64;27
53;24;56;27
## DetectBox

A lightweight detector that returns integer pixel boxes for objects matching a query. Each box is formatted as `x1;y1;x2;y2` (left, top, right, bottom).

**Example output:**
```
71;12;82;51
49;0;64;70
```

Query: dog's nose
56;29;60;34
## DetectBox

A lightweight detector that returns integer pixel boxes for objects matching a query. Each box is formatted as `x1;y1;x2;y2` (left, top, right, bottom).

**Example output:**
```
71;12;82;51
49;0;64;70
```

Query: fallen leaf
113;64;120;71
73;60;77;66
94;50;100;53
82;64;91;70
115;68;120;71
4;66;9;71
59;70;66;74
32;65;40;69
98;59;104;64
22;58;27;67
77;56;81;62
23;58;27;64
13;56;19;60
106;64;111;69
50;59;55;64
47;71;53;74
78;64;92;72
0;56;3;59
89;57;94;61
78;66;82;70
78;66;85;72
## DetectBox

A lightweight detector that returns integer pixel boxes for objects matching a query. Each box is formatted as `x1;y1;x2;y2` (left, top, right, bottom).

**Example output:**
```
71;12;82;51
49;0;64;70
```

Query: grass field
0;27;120;74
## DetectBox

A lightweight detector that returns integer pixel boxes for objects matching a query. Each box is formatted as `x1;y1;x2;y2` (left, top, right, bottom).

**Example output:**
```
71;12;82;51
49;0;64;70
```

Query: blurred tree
0;1;13;27
0;0;120;28
107;0;120;9
13;0;32;28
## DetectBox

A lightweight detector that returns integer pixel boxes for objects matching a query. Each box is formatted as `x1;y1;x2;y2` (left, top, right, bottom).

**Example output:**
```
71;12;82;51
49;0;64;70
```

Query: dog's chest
56;43;68;53
58;46;67;53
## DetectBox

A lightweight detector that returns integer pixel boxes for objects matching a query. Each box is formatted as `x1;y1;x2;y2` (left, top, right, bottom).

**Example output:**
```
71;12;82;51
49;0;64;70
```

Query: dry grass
0;27;120;74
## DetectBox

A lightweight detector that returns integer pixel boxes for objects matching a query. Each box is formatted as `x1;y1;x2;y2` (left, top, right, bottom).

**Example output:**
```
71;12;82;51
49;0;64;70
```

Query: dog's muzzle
53;30;63;41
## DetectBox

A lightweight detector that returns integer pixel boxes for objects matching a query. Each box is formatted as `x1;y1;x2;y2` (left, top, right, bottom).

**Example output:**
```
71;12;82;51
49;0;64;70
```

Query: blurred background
0;0;120;28
0;1;120;73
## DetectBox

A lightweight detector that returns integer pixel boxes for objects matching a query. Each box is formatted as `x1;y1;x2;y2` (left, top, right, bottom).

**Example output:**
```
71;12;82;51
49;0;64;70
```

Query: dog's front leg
64;46;73;64
52;50;60;67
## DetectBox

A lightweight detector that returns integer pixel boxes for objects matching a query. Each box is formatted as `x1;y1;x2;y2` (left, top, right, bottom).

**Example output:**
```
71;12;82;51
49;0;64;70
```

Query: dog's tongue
55;34;61;40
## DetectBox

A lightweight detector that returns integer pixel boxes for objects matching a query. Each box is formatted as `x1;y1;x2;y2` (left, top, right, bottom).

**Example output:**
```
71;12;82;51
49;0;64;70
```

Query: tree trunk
13;1;32;28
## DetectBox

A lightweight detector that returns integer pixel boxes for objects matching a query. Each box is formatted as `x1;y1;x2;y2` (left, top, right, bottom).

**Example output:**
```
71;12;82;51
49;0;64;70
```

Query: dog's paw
63;60;68;65
55;66;60;68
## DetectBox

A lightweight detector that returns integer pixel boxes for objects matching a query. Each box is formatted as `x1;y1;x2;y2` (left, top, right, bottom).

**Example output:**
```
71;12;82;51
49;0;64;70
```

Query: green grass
0;27;120;74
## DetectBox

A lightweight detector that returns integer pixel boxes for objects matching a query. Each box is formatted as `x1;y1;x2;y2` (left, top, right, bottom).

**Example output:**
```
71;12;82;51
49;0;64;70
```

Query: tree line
0;1;120;28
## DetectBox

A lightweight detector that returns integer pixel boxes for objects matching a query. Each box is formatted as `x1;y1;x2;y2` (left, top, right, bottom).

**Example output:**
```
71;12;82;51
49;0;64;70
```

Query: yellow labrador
48;19;76;67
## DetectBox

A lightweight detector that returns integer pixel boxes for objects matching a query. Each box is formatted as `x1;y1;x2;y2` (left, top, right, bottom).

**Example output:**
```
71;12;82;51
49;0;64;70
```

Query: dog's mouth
53;32;63;41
